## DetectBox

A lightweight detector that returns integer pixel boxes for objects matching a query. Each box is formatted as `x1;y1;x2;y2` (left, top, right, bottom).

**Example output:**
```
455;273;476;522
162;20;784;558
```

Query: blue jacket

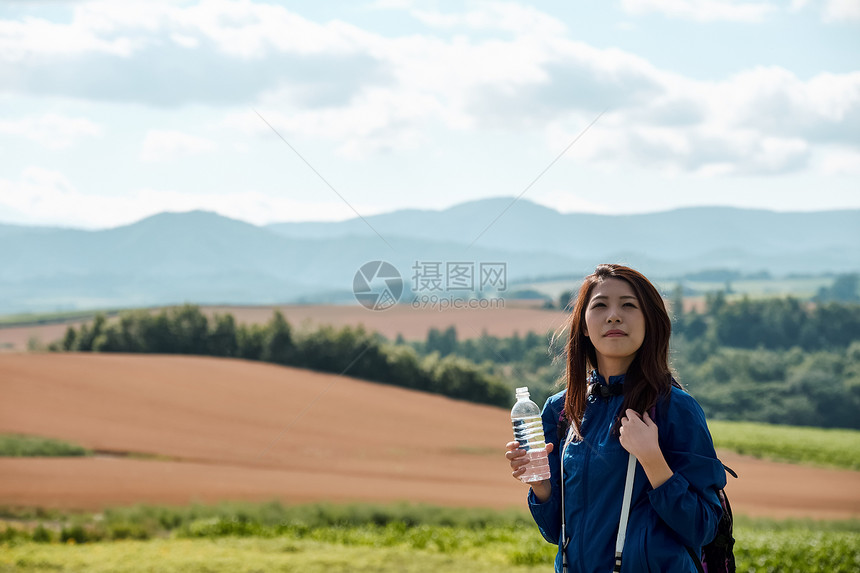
528;373;726;573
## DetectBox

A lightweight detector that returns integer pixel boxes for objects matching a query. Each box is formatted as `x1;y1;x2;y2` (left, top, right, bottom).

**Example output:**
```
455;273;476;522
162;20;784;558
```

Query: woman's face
583;278;646;376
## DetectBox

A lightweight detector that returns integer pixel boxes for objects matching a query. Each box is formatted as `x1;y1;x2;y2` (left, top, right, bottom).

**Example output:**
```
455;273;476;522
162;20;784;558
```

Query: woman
505;264;726;572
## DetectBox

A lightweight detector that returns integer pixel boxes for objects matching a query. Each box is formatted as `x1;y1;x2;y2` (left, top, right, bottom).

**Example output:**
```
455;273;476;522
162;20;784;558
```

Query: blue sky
1;0;858;229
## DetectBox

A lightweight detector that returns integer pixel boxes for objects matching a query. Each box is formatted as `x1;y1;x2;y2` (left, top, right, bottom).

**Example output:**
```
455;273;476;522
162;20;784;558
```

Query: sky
1;0;858;230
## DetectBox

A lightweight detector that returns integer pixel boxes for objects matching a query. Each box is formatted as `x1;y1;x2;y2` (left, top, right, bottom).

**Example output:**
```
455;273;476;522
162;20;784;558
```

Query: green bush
0;434;90;457
31;525;53;543
0;525;28;545
60;524;103;544
107;522;150;541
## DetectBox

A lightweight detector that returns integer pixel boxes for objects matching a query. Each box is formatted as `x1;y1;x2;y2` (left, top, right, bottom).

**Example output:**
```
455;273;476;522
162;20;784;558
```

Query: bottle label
512;416;546;451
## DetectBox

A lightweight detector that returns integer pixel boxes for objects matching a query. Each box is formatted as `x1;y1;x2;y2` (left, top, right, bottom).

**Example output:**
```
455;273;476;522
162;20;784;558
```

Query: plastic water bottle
511;386;551;483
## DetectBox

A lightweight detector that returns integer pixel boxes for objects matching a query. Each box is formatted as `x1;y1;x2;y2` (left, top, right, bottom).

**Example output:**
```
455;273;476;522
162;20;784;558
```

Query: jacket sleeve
527;393;564;544
647;390;727;548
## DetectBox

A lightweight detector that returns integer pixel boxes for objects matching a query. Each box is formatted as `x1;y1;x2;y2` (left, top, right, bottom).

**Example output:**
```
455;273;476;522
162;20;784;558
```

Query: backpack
686;465;737;573
650;383;738;573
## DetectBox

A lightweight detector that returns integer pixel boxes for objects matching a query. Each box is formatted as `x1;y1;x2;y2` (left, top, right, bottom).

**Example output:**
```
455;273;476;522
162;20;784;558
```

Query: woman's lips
604;330;627;337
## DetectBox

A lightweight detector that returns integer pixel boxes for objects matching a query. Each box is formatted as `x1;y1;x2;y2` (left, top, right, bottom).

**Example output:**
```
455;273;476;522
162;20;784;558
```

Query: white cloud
0;166;375;229
620;0;777;22
2;1;858;180
412;2;567;36
0;114;102;149
367;0;415;8
786;0;860;21
540;60;860;176
0;12;135;61
0;167;83;226
818;147;860;174
715;68;860;143
556;121;809;176
140;129;216;162
822;0;860;21
63;0;379;59
169;33;200;49
0;1;389;106
532;190;614;214
237;22;860;174
227;92;433;160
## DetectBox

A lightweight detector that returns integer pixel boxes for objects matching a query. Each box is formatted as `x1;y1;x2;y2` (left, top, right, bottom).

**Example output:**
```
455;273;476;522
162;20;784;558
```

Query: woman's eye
592;302;606;308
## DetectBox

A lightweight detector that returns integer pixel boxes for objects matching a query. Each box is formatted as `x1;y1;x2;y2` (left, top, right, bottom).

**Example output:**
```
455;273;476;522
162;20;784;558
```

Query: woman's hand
619;409;660;458
505;441;554;502
619;409;673;488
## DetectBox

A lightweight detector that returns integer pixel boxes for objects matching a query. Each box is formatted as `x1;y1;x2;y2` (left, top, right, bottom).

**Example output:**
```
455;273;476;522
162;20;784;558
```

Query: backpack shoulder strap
686;466;739;572
559;426;576;573
613;452;637;572
686;547;706;573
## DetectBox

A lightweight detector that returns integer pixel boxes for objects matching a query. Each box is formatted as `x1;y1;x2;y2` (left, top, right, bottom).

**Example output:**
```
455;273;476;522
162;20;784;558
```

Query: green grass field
0;309;122;327
514;276;835;304
708;421;860;471
1;505;858;573
4;421;858;470
677;276;834;299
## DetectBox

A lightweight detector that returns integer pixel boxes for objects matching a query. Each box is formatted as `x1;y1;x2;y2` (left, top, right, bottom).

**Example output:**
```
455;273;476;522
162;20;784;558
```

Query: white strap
613;452;637;572
559;427;576;572
561;431;636;573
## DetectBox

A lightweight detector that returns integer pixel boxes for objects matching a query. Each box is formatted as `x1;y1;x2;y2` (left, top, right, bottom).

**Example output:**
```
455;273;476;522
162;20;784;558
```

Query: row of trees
55;294;860;429
406;326;562;407
671;291;860;351
56;306;510;408
550;273;860;309
673;341;860;429
403;295;860;429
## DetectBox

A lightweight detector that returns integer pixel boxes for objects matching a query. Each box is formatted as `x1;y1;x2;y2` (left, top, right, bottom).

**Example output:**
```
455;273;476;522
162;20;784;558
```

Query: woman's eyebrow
591;295;637;300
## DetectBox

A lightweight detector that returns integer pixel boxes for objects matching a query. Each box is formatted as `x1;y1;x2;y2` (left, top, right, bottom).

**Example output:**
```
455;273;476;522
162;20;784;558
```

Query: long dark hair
561;264;673;439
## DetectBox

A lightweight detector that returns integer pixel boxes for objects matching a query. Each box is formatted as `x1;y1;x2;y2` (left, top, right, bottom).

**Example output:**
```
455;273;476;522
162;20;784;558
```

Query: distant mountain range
0;198;857;314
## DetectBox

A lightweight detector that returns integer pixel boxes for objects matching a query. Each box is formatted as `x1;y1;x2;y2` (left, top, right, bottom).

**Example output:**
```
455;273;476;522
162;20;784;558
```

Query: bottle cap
515;386;529;398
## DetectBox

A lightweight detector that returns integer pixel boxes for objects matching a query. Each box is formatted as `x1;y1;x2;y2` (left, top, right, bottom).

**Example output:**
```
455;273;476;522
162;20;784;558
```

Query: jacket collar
587;370;625;401
588;369;625;386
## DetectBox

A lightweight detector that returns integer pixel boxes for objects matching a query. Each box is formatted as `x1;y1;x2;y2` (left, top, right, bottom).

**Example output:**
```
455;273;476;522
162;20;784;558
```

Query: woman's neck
596;356;634;378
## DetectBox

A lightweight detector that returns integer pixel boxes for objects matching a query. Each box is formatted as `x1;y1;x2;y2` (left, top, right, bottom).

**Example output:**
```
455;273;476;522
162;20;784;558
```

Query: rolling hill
0;198;857;314
1;353;858;518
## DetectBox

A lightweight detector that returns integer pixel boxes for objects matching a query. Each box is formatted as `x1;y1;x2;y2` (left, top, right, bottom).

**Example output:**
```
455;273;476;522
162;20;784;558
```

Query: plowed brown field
0;302;567;352
1;353;858;519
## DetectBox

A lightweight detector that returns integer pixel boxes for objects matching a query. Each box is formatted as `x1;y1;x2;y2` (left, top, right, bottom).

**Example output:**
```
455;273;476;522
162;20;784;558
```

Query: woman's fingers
510;452;530;480
505;442;532;480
